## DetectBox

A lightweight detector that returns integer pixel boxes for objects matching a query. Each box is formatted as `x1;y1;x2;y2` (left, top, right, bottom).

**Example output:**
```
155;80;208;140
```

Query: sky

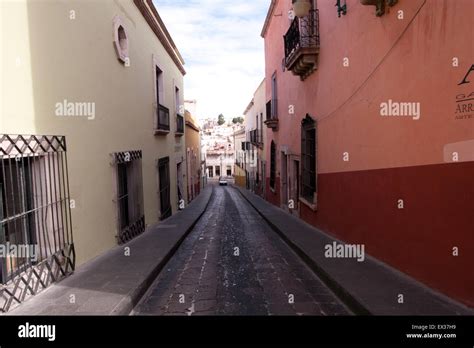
153;0;269;122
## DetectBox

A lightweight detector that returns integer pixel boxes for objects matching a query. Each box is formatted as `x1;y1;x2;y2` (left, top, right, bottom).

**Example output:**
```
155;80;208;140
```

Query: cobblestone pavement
133;185;351;316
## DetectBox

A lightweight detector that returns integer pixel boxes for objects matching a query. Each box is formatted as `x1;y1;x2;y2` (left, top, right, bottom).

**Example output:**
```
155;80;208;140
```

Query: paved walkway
233;185;473;316
8;186;214;315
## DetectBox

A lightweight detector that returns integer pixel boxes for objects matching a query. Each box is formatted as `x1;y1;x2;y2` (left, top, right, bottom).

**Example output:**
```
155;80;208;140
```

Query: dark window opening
159;157;171;221
114;151;145;244
117;162;130;230
270;141;276;190
301;115;317;201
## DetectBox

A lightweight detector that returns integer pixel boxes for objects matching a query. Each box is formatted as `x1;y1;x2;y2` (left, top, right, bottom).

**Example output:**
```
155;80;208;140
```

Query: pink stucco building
261;0;473;307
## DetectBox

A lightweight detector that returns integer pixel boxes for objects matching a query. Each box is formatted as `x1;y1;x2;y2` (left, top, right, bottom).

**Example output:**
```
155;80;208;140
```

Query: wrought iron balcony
284;9;320;80
264;100;278;130
241;141;251;151
155;103;170;135
176;114;184;136
250;129;263;146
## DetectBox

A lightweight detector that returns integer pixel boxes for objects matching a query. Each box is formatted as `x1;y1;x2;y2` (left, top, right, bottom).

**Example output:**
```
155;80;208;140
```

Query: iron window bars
113;150;145;244
158;157;172;221
250;129;263;146
0;134;75;312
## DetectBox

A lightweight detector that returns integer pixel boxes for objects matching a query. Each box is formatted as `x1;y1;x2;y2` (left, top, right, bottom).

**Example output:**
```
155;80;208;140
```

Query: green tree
232;117;244;124
218;114;225;126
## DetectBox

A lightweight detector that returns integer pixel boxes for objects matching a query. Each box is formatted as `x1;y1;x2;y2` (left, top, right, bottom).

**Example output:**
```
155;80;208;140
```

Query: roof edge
261;0;278;38
134;0;186;75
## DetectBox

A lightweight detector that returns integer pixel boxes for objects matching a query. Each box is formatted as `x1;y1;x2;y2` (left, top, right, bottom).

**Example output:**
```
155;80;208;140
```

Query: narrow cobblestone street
133;184;350;316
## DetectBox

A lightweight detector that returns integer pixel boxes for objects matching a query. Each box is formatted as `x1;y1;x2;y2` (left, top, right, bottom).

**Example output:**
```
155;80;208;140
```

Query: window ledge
175;132;184;137
154;129;170;136
299;195;317;211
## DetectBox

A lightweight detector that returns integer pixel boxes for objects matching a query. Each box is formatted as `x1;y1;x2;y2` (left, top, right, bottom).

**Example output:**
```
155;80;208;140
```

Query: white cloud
153;0;269;121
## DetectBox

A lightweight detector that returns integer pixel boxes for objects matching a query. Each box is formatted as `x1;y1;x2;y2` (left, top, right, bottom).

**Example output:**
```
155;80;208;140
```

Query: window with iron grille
158;157;171;221
0;135;74;288
113;151;145;244
117;162;130;230
301;115;317;202
270;141;276;190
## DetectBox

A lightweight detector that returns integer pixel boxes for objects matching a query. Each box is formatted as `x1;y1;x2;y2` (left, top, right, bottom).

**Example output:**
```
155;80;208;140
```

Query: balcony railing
155;104;170;135
284;9;320;80
241;142;251;151
176;114;184;136
250;129;263;146
264;100;278;130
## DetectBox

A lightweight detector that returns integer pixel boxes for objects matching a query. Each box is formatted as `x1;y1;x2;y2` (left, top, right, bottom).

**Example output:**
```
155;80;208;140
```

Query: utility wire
318;0;428;124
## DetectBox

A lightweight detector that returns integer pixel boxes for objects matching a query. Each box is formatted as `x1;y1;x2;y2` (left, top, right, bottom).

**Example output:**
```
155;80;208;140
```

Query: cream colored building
184;110;201;203
0;0;187;292
233;128;246;188
243;78;266;196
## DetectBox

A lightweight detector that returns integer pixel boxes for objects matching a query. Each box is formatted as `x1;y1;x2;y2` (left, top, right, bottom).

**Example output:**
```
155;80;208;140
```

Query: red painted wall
265;177;281;208
300;162;474;307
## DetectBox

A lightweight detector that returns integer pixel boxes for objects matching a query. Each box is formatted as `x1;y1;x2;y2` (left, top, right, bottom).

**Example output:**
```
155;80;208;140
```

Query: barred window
113;151;145;244
301;115;317;202
0;135;74;287
158;157;171;221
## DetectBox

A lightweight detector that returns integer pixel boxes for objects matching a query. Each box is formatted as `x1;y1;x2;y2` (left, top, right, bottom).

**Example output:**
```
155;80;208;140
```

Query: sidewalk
7;185;214;316
233;185;473;316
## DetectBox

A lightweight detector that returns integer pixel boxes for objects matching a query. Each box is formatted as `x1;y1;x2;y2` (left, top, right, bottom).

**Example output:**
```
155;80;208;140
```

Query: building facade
233;128;247;188
243;79;267;197
203;123;236;179
0;0;187;310
262;0;473;307
185;110;202;203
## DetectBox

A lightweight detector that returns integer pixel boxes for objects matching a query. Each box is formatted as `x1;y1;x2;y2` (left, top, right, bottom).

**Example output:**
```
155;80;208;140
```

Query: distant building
203;123;237;179
185;110;202;203
243;79;266;197
233;128;247;188
184;100;198;120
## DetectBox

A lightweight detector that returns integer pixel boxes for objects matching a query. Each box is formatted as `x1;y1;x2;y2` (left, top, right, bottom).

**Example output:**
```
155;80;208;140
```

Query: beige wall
233;131;246;187
244;79;266;191
1;0;186;264
185;111;201;202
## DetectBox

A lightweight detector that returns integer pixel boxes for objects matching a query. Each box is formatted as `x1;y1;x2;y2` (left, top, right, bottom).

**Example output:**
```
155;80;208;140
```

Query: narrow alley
133;184;349;316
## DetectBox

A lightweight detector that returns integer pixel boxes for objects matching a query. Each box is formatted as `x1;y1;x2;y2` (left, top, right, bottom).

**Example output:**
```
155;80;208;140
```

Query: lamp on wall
292;0;311;17
336;0;347;17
